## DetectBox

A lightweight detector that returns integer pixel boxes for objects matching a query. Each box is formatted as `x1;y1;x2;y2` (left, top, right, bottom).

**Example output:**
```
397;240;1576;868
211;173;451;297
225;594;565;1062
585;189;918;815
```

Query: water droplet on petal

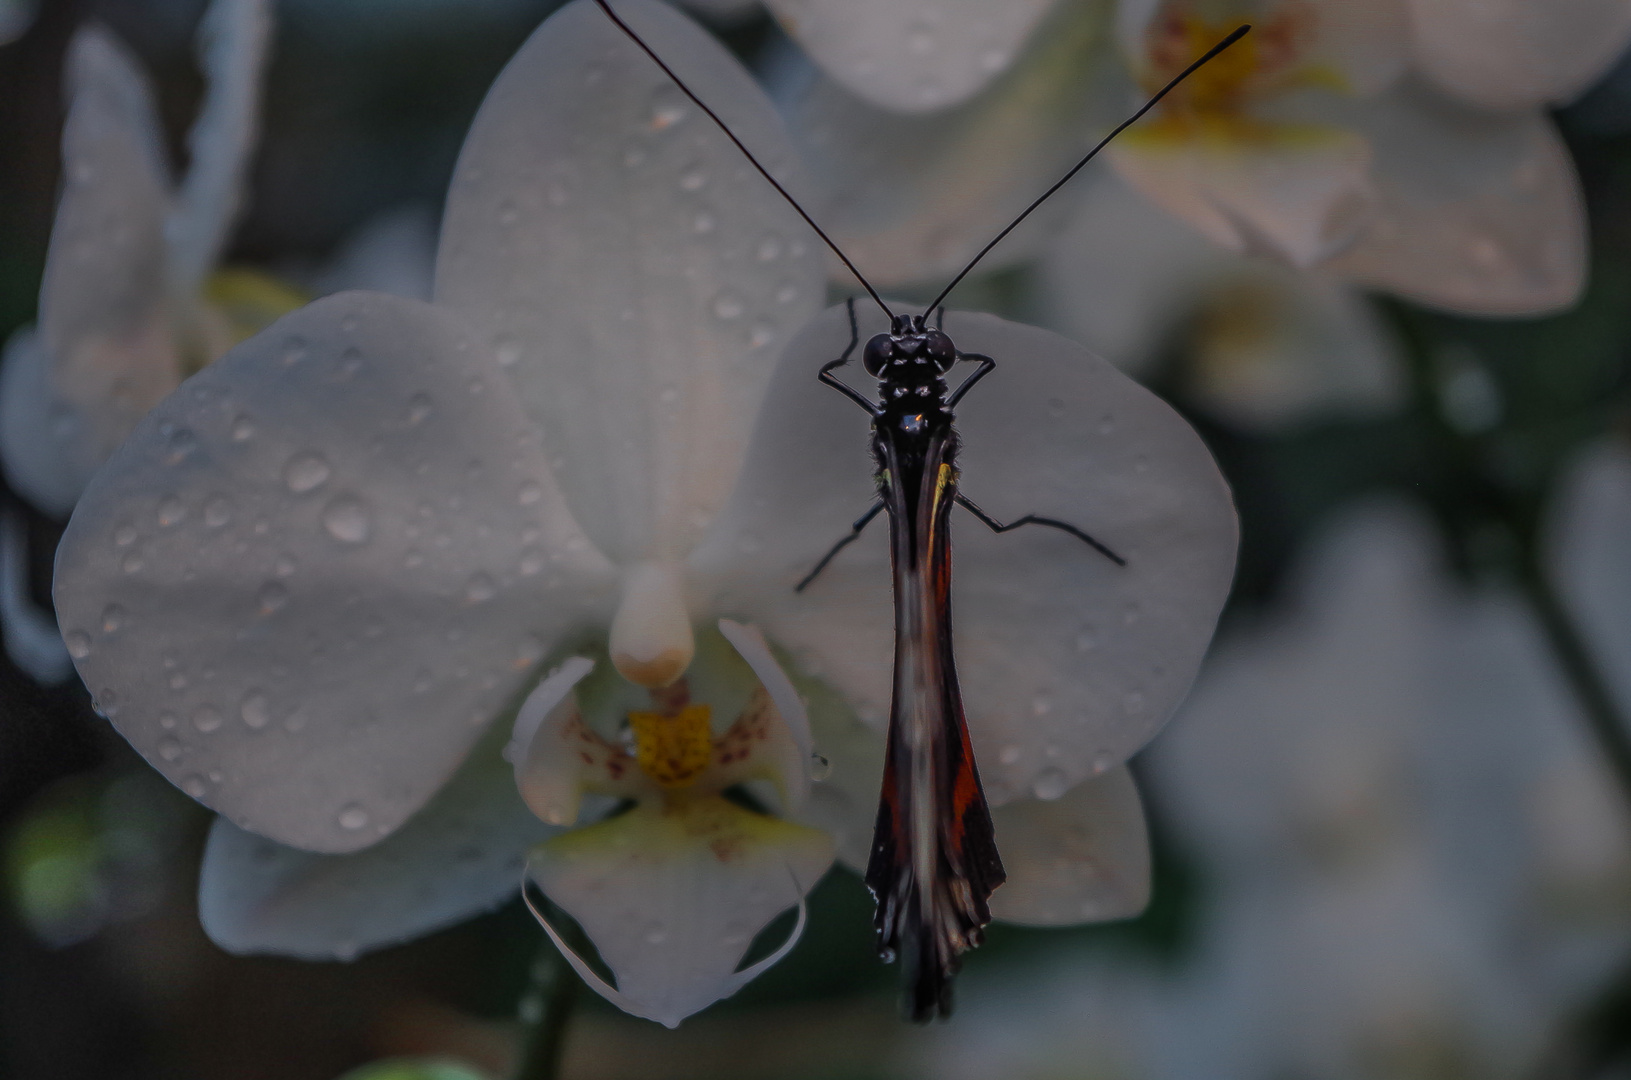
192;706;223;733
337;804;370;830
65;631;92;659
284;452;331;494
1032;769;1070;800
241;692;271;730
1123;691;1145;714
998;744;1022;765
518;547;545;576
518;481;543;506
749;324;775;348
809;753;832;781
274;554;298;578
494;338;522;368
122;552;144;574
158;738;184;762
204;496;233;528
281;337;308;365
101;605;126;634
231;414;255;441
257;581;289;614
181;775;208;798
114;523;138;546
465;573;497;603
1092;754;1114;775
321;496;371;544
713;294;744;320
1031;695;1052;716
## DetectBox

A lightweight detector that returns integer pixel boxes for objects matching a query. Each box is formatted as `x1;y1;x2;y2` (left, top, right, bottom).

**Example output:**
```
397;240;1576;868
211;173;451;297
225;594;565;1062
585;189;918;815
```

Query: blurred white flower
0;0;274;683
0;0;35;46
50;0;1236;1025
926;503;1631;1080
1038;170;1404;429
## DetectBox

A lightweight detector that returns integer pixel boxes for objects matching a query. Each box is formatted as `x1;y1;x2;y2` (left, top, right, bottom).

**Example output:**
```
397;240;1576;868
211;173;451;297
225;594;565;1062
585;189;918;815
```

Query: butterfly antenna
593;0;895;320
921;23;1251;316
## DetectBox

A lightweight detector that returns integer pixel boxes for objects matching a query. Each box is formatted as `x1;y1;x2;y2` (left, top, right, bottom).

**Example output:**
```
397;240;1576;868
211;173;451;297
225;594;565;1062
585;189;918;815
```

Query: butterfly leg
955;493;1126;567
820;297;881;417
796;498;885;592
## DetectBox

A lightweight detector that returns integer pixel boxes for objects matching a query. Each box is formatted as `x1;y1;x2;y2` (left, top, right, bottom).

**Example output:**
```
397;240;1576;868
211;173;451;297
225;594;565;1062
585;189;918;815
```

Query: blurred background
4;0;1631;1077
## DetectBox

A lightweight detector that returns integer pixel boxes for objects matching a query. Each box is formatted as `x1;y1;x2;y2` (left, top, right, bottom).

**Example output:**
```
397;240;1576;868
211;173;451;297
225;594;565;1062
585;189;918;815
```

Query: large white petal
765;0;1064;113
772;0;1122;287
695;304;1238;806
436;0;823;566
53;292;617;854
166;0;274;293
38;26;180;473
198;720;554;960
1326;80;1585;316
0;326;98;517
988;765;1150;926
1408;0;1631;110
1108;128;1375;269
528;797;834;1027
1038;174;1404;428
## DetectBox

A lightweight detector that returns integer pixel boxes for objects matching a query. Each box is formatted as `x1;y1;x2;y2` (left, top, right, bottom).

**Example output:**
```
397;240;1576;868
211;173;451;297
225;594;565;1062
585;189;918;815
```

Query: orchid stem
511;942;578;1080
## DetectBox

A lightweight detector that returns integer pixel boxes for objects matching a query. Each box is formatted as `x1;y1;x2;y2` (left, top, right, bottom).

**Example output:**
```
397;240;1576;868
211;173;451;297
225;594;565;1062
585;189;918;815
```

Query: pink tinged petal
52;291;616;854
0;509;73;683
166;0;274;294
38;26;181;475
512;658;652;826
435;0;823;566
199;720;555;960
766;0;1063;113
1408;0;1631;110
716;619;813;789
697;304;1238;808
703;685;809;813
526;797;834;1027
988;766;1150;926
1039;173;1405;429
775;0;1122;287
1326;80;1585;316
1108;130;1375;269
0;326;100;517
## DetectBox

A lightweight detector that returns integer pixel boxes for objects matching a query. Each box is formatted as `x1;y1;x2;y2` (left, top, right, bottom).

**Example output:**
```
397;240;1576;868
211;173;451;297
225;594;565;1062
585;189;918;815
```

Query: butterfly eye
923;331;956;373
862;334;894;377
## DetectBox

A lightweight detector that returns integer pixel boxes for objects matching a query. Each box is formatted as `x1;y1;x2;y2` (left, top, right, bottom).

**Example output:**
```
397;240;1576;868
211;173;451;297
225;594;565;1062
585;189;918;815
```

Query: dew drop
1123;691;1146;714
494;338;522;368
998;744;1023;765
158;738;184;762
274;553;298;578
192;706;223;733
114;523;138;546
643;924;668;945
757;236;784;262
122;552;144;574
65;631;92;659
282;337;308;365
1032;769;1071;801
231;414;255;441
465;572;497;603
518;547;545;577
1031;695;1052;717
159;712;179;730
809;753;832;781
497;200;519;226
649;86;688;130
712;294;744;321
163;427;197;465
241;692;271;730
100;604;126;634
405;392;434;426
518;481;543;506
692;212;716;234
337;804;370;831
257;581;289;614
1092;754;1114;775
775;284;798;305
153;502;187;536
181;775;208;798
322;496;371;544
203;496;233;528
284;452;332;493
679;167;707;191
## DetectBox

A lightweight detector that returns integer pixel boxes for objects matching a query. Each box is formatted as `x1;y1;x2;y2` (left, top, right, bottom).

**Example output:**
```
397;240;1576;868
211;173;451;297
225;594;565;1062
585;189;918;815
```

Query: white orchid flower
0;0;273;683
50;0;1236;1027
1109;0;1596;316
1037;170;1404;430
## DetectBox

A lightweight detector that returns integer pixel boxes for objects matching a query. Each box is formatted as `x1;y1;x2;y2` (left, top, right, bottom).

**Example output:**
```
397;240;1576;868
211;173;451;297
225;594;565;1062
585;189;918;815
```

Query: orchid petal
791;673;884;871
765;0;1063;113
673;0;761;22
717;618;813;776
436;0;822;566
1325;80;1584;316
166;0;274;294
0;327;97;517
772;0;1121;286
1039;174;1404;428
513;659;652;827
1408;0;1631;110
1549;442;1631;715
697;304;1237;806
0;509;72;683
53;291;616;854
527;797;833;1027
38;26;180;477
988;766;1150;926
199;720;555;960
1108;128;1374;269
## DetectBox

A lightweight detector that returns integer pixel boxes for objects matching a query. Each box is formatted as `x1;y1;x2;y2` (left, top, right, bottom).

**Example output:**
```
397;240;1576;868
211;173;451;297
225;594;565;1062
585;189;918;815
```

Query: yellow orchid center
1133;3;1337;145
629;704;714;789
